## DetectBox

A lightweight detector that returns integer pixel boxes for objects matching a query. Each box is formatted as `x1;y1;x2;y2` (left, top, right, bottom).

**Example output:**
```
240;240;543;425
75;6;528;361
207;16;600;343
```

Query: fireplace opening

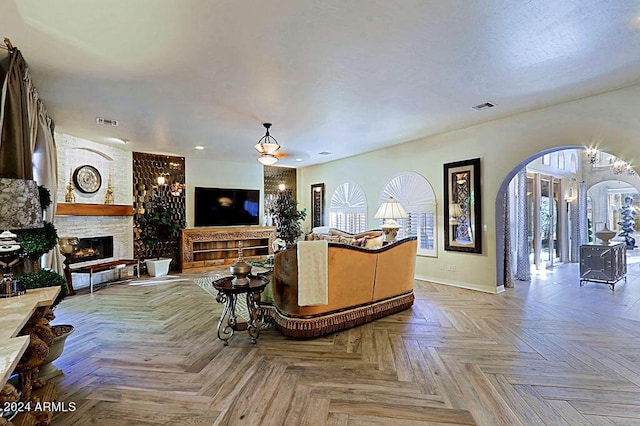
69;236;114;264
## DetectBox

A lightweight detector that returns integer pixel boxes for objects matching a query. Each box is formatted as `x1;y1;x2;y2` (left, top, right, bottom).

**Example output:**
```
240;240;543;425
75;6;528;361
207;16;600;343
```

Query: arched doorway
495;146;640;288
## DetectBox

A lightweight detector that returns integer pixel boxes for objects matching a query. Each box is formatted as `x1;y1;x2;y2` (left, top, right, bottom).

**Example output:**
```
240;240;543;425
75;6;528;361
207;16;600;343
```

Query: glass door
527;175;537;267
540;178;552;265
529;173;561;270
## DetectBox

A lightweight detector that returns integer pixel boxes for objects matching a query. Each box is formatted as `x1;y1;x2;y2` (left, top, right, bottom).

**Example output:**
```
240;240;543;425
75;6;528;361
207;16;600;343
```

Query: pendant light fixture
255;123;280;165
257;154;278;166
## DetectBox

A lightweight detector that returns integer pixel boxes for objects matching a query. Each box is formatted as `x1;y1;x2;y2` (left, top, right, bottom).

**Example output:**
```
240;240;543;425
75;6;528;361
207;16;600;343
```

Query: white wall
183;156;265;228
298;84;640;293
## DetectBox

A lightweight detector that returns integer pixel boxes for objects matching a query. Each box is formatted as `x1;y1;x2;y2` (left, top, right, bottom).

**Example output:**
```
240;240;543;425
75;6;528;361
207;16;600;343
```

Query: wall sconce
157;176;166;186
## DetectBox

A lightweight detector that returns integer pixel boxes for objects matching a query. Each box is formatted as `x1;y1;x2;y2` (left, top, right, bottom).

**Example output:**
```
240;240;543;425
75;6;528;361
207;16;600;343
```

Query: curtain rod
1;37;15;52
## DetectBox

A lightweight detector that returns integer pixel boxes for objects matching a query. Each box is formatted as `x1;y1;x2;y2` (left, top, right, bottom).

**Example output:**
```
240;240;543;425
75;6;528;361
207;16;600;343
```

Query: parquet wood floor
48;258;640;425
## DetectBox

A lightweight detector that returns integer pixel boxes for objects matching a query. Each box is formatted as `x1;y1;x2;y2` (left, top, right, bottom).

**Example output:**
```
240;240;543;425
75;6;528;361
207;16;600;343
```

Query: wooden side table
212;276;269;345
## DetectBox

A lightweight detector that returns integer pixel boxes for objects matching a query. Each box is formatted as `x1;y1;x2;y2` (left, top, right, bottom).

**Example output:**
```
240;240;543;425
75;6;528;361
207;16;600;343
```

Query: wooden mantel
56;203;135;216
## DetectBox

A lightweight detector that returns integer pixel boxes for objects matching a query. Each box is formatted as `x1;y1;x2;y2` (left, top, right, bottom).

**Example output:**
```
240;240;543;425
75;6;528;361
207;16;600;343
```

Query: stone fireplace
55;132;134;289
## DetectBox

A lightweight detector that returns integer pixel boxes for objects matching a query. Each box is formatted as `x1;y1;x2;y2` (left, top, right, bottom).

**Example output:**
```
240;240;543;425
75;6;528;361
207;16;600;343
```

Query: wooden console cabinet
180;226;276;273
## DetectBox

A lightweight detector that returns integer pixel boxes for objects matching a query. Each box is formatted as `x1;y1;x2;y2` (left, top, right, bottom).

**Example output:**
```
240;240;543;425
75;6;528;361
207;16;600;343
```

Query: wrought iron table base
213;276;269;345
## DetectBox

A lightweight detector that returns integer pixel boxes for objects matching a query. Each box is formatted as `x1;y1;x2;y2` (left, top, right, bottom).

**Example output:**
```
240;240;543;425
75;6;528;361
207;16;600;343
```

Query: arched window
557;152;565;170
329;182;367;233
379;172;437;256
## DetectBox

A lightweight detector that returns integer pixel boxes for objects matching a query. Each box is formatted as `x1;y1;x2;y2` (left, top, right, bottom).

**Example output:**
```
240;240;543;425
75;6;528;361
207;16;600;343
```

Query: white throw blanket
297;240;329;306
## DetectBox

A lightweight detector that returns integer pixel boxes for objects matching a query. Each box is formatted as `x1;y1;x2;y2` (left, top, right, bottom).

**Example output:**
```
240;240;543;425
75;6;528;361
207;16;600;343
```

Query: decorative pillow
353;237;366;247
363;234;384;249
318;234;339;242
339;236;355;245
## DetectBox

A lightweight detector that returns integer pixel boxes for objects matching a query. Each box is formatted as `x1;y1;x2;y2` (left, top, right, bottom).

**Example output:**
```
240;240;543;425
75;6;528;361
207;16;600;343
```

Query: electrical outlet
450;264;456;272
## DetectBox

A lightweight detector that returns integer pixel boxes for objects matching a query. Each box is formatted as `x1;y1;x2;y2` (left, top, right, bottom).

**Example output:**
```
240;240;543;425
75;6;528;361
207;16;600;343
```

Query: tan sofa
266;234;417;337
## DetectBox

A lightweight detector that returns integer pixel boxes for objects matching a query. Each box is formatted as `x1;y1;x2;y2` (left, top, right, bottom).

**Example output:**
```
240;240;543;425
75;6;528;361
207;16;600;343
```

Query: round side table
212;275;269;345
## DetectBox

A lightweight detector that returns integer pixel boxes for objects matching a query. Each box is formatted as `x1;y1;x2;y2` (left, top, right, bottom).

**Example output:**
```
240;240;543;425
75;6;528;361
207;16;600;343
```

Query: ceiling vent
96;117;119;126
472;102;497;111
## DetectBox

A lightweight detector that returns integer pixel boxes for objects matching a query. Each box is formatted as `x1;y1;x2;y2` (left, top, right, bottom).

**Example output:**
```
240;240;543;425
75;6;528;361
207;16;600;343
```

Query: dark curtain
0;49;32;179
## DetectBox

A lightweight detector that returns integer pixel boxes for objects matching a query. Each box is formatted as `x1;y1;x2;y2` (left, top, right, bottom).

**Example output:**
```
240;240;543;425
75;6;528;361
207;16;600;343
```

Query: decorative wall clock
73;165;102;194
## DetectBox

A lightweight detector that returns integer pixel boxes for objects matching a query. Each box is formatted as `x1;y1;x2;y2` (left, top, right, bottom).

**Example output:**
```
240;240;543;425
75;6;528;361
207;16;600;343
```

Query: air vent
96;117;119;126
472;102;497;111
318;151;331;156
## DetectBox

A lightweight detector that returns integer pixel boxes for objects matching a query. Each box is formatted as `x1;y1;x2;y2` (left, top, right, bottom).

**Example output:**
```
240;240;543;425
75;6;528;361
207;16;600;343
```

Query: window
379;172;437;256
557;153;565;170
329;182;367;233
542;154;551;166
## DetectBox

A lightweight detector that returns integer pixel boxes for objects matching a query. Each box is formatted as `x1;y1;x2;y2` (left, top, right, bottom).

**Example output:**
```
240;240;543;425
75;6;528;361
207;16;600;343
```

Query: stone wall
55;132;134;288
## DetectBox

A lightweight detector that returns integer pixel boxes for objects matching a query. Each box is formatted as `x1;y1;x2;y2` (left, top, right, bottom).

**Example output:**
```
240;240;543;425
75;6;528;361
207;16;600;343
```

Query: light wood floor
48;256;640;425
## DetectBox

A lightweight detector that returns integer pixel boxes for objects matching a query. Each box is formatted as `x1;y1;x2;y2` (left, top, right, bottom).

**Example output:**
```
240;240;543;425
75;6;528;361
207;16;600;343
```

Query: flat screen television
194;187;260;227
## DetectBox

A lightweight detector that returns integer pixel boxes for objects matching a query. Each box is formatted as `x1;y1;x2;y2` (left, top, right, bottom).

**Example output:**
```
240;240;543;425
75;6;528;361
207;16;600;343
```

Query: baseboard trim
414;274;504;294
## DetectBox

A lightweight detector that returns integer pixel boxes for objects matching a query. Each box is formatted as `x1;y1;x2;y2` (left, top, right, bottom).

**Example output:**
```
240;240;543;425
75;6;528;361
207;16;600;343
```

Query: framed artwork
311;183;325;228
444;158;482;253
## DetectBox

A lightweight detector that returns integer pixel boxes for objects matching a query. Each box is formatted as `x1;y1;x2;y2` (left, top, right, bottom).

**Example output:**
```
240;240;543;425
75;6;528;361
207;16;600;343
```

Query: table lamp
374;197;408;243
0;178;43;297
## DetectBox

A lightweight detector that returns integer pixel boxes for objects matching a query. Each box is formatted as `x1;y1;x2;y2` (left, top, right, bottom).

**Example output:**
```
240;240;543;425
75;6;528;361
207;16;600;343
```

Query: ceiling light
254;123;280;156
295;158;303;162
258;154;278;166
194;145;205;150
585;147;600;164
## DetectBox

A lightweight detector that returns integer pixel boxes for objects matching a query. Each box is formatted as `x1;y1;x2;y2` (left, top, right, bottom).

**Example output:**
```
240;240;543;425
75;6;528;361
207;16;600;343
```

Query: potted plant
14;186;56;273
138;193;183;276
270;189;307;246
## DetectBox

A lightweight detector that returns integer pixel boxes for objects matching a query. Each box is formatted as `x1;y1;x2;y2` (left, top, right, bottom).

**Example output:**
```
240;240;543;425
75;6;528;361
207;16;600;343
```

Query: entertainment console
180;226;276;273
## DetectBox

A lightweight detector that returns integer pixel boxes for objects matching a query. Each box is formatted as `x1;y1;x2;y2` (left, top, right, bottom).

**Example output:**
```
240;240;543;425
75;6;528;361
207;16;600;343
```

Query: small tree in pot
270;189;307;246
138;192;184;276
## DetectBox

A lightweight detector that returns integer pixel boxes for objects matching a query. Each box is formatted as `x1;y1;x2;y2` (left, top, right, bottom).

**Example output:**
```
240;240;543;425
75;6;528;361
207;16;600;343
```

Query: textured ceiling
3;0;640;167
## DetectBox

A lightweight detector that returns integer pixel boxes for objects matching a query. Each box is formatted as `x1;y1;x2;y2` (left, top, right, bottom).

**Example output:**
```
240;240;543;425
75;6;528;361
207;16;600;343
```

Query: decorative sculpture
617;196;636;250
104;176;114;204
16;307;54;401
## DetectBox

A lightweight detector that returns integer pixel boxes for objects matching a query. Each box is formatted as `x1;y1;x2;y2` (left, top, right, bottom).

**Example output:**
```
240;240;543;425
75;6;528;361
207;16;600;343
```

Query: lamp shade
0;178;43;231
258;154;278;166
374;197;408;220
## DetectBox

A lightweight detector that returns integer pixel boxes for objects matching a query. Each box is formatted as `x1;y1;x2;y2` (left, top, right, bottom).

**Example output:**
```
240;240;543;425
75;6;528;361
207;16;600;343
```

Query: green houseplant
138;192;184;276
270;189;307;246
14;186;56;273
16;185;73;380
